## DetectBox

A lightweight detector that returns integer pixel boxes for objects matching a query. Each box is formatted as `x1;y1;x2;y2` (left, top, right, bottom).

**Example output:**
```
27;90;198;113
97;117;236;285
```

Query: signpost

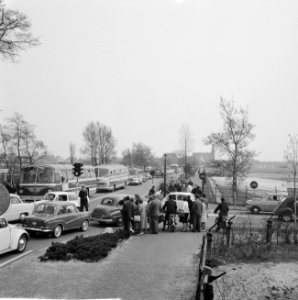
250;181;258;189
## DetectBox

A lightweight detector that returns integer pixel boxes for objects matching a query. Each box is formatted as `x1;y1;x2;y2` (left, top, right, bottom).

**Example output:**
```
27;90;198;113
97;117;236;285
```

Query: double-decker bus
18;164;96;202
128;167;145;185
95;164;129;191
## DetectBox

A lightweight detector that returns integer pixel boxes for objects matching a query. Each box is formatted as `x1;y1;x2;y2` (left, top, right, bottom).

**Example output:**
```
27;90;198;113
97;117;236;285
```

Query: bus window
54;173;61;183
95;168;109;178
22;167;36;183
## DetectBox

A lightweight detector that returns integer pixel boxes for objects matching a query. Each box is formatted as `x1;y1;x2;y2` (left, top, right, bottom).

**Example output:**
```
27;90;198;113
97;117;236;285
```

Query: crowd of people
120;180;212;236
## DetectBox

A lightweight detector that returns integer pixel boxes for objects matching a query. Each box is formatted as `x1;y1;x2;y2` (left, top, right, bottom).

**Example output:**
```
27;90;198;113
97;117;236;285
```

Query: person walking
148;195;162;234
79;185;89;212
161;194;177;231
180;197;190;232
192;194;203;232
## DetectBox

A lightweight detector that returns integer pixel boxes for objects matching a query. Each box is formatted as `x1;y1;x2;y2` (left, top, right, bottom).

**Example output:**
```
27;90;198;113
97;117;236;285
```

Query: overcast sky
1;0;298;161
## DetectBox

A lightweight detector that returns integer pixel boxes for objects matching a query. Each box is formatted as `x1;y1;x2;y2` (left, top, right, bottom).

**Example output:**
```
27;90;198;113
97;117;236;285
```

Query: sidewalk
0;228;203;300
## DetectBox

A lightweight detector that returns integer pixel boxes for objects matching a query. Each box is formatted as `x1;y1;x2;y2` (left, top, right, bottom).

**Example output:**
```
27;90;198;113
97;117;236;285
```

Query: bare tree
0;124;10;168
96;122;116;164
179;123;194;177
82;122;99;165
204;98;256;205
121;143;154;168
0;0;40;61
284;134;298;243
69;143;76;164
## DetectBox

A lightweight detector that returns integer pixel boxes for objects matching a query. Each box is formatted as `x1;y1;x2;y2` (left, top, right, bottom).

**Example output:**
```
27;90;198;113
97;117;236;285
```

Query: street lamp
163;153;167;197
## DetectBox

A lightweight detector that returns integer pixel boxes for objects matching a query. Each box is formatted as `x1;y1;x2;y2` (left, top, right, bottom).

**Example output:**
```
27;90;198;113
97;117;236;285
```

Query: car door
65;204;81;229
5;195;23;221
69;194;80;208
0;218;10;252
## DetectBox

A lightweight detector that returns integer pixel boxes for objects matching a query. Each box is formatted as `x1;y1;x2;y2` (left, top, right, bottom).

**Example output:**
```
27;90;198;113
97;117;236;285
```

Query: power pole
163;153;167;197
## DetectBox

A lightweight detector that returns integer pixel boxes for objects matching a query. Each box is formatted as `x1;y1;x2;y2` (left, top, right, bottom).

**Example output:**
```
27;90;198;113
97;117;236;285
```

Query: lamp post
163;153;167;197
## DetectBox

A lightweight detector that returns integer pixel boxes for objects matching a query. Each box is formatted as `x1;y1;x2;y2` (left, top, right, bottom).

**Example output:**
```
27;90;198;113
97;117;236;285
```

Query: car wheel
250;206;260;214
81;220;89;231
282;212;292;222
52;225;62;238
16;234;28;253
116;217;123;227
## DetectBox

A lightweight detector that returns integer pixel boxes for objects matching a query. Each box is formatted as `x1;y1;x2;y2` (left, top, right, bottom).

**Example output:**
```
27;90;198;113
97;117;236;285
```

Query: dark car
274;196;298;222
91;194;135;226
22;201;90;238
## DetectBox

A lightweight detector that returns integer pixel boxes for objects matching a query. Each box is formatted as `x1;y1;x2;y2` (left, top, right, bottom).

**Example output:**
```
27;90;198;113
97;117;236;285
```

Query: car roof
100;194;135;199
48;191;75;195
168;192;194;196
36;200;75;206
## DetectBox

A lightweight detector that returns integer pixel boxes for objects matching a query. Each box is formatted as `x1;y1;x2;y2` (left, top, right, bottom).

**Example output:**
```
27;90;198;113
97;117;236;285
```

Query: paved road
0;179;162;267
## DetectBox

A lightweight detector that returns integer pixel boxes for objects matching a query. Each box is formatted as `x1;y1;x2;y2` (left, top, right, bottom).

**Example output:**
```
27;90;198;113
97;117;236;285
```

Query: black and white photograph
0;0;298;299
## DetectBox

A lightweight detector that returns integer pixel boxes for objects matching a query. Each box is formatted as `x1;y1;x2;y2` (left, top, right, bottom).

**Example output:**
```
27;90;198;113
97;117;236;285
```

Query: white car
41;191;81;208
0;194;35;222
161;192;195;212
0;217;29;255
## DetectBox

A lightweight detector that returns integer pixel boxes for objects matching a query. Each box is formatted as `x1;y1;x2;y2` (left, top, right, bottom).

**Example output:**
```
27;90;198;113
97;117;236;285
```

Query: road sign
199;172;206;180
250;181;258;189
0;184;10;216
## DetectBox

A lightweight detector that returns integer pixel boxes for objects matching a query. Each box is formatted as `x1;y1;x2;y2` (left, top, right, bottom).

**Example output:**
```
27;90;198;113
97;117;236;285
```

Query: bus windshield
22;166;55;184
129;169;138;175
36;167;55;183
95;168;110;178
22;167;37;183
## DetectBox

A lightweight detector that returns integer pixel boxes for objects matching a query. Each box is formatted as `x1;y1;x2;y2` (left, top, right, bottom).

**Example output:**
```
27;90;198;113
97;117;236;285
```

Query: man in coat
79;185;89;212
121;196;134;236
192;194;203;232
148;195;162;234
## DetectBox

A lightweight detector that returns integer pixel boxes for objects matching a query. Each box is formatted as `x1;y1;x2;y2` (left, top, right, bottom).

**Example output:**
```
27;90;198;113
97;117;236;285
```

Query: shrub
39;229;129;262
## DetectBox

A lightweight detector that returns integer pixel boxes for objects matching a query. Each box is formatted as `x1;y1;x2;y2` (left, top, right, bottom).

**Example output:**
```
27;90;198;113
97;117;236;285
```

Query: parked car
0;217;29;255
0;194;34;222
161;192;195;212
41;191;81;208
91;194;135;226
246;193;286;214
21;201;90;238
274;196;298;222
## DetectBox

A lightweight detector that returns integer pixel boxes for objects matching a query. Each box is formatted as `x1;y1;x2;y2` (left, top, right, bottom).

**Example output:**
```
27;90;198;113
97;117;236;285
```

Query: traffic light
72;162;84;177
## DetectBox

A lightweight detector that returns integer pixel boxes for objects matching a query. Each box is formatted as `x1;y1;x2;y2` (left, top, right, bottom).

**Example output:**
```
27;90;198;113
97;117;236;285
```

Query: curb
0;250;33;268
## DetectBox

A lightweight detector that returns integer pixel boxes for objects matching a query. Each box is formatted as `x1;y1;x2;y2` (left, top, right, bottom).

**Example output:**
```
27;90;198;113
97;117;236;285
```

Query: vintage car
161;192;195;212
41;191;81;208
246;193;286;214
21;201;90;238
274;197;298;222
91;194;135;226
0;217;29;255
0;194;35;222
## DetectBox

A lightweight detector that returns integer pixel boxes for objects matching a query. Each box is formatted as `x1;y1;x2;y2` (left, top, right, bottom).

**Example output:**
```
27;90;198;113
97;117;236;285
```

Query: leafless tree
121;143;154;168
179;123;194;177
284;134;298;243
0;0;40;61
0;124;10;168
204;98;256;205
69;143;76;164
82;122;99;165
96;122;116;164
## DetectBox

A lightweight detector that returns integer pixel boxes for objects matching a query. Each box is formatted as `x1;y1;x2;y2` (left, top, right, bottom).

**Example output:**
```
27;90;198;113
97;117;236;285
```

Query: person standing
135;194;146;236
180;197;190;232
192;194;203;232
121;196;134;236
148;185;156;196
148;195;161;234
161;194;177;231
186;195;193;230
201;198;207;231
79;185;89;212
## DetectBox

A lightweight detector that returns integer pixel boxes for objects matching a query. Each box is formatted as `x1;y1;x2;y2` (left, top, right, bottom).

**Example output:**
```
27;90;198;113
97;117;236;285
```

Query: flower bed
39;230;129;262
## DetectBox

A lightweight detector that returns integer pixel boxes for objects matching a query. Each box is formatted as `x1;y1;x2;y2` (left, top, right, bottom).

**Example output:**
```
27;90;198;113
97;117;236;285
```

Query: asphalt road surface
0;179;162;267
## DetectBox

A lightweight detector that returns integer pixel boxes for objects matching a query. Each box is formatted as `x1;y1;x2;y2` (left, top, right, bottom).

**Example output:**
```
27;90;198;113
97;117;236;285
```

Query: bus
95;164;129;191
128;167;144;185
18;164;97;201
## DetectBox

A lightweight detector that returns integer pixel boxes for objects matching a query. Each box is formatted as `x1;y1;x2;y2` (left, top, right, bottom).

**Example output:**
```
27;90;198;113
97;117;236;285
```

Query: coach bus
128;167;145;185
95;164;129;191
18;164;96;201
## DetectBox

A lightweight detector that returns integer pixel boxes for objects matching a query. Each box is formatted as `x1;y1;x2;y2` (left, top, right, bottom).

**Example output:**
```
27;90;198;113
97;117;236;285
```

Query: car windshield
129;169;138;175
44;193;56;200
34;204;56;215
95;168;109;178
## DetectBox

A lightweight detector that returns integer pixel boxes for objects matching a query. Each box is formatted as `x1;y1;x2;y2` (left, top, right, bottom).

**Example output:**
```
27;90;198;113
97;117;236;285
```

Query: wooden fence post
205;232;213;267
226;220;233;247
266;219;273;243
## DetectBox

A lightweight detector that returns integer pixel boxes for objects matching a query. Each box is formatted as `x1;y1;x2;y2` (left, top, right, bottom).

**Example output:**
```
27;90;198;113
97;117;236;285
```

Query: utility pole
163;153;167;197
